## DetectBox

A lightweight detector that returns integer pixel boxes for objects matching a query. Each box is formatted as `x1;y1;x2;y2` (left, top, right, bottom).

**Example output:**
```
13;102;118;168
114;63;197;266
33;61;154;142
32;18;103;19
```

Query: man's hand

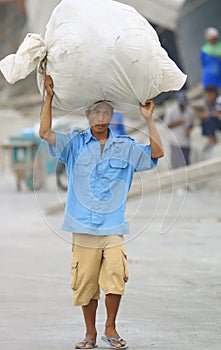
140;99;164;158
44;75;54;98
199;111;209;120
39;74;56;145
140;99;155;120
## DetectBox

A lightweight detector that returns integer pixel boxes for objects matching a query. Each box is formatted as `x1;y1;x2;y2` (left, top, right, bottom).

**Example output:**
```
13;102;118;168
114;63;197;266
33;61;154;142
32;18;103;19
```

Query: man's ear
85;110;90;119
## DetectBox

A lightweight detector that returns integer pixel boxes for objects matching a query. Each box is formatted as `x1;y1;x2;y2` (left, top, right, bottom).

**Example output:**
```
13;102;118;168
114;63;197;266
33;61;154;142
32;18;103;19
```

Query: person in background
200;27;221;90
109;111;127;136
199;84;221;150
164;91;195;169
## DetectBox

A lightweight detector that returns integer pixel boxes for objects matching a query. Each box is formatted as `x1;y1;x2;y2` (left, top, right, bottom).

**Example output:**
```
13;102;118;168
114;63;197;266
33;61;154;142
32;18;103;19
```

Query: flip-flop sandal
75;339;97;349
101;335;128;349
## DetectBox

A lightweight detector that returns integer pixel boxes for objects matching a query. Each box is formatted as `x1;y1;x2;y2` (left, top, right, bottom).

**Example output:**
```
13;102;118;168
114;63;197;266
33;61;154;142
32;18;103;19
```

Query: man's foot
101;335;128;349
75;339;97;349
102;327;127;348
203;143;215;152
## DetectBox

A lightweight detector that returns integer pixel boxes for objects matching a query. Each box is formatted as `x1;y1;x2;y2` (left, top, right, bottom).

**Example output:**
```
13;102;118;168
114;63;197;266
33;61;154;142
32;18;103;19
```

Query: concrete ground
0;169;221;350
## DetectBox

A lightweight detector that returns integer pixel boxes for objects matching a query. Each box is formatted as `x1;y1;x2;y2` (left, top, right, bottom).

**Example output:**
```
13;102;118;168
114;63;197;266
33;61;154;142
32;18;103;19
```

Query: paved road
0;171;221;350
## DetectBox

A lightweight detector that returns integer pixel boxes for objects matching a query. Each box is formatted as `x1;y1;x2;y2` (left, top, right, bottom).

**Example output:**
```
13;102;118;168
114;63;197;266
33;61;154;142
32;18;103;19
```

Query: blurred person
199;84;221;150
39;75;164;349
109;111;127;136
164;91;195;169
200;27;221;90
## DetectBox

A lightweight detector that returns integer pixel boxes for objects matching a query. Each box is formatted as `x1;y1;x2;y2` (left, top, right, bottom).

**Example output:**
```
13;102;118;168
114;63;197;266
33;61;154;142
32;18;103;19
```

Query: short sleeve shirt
49;127;158;235
164;104;195;147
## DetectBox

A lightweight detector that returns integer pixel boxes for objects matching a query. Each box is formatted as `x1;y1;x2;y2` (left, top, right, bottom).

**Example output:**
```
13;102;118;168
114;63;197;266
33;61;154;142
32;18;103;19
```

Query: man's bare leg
81;299;98;342
208;135;217;145
104;294;127;347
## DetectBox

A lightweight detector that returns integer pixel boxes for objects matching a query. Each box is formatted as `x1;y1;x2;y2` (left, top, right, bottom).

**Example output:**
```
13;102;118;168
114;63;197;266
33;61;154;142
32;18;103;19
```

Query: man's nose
98;113;105;122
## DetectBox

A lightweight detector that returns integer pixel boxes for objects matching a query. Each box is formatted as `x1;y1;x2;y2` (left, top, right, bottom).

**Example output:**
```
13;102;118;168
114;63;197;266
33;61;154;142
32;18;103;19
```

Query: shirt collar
84;127;115;144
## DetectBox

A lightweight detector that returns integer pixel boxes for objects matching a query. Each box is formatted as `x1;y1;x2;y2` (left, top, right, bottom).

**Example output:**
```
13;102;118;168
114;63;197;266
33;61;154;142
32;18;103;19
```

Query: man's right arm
39;75;56;146
140;100;164;159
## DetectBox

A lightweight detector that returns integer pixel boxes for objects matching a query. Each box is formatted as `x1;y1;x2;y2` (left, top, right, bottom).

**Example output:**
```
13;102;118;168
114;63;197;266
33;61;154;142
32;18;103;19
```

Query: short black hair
87;100;114;114
204;85;218;95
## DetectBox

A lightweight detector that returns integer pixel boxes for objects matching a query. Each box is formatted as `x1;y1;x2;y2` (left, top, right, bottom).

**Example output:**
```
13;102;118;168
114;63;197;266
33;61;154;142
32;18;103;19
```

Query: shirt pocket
75;153;92;177
107;158;128;180
109;158;128;169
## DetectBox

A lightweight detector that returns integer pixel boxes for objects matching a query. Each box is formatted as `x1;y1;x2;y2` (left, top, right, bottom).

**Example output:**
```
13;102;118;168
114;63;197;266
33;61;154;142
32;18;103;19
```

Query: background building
177;0;221;87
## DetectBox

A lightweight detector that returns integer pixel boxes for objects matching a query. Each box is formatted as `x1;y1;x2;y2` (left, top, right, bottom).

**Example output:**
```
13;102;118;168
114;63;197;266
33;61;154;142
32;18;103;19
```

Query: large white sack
0;0;187;111
0;33;47;84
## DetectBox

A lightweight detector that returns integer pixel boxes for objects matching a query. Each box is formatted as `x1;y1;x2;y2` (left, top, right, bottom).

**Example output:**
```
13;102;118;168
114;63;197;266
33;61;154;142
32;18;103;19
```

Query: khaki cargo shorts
71;234;129;306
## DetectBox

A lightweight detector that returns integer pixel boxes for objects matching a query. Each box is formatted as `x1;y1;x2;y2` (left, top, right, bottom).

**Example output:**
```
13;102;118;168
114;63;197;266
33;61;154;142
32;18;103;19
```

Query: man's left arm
140;100;164;159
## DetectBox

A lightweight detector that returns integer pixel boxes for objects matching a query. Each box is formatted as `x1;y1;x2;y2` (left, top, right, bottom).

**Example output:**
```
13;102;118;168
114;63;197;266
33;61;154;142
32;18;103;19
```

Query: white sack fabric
0;0;187;111
0;33;47;84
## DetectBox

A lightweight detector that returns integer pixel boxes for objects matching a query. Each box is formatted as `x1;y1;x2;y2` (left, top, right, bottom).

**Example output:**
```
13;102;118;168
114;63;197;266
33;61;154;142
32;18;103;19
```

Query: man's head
176;91;188;106
86;100;114;137
176;91;188;111
205;27;219;44
204;85;218;103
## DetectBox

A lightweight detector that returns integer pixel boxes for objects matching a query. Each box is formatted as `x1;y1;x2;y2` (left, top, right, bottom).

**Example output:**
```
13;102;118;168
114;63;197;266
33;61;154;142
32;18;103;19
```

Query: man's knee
99;247;129;295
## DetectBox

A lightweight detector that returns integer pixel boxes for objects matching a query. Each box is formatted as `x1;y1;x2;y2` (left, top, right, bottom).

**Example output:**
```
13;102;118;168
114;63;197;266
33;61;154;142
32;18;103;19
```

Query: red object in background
0;0;25;13
16;0;25;12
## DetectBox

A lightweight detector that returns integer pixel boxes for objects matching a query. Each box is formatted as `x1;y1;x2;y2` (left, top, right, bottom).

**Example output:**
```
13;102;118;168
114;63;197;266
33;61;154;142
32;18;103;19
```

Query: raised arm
39;75;56;146
140;100;164;159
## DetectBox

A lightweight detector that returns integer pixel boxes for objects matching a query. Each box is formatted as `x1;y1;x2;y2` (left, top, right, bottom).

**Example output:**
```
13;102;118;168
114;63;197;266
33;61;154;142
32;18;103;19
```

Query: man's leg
105;294;121;335
82;299;98;342
71;237;102;348
99;238;128;347
201;116;218;146
171;144;185;169
104;294;127;345
103;294;127;347
181;147;190;166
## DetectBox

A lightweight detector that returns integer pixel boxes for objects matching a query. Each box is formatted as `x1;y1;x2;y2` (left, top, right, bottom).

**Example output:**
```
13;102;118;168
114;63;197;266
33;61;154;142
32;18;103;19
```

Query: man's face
206;91;217;103
87;102;113;135
208;37;218;45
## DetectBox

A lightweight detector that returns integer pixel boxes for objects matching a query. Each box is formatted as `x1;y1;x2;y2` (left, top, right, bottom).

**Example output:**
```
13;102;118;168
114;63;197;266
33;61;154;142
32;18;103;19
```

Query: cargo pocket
70;259;78;290
121;249;129;282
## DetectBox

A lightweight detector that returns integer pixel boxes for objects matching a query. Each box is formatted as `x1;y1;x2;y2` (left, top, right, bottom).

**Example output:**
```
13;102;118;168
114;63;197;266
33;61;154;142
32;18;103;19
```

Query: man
39;75;164;349
199;84;221;150
164;91;195;169
200;27;221;90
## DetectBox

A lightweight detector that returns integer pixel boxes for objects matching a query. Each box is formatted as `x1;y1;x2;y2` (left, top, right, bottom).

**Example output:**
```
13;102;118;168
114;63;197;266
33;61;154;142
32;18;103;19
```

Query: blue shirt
49;128;158;235
201;50;221;88
109;112;127;136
